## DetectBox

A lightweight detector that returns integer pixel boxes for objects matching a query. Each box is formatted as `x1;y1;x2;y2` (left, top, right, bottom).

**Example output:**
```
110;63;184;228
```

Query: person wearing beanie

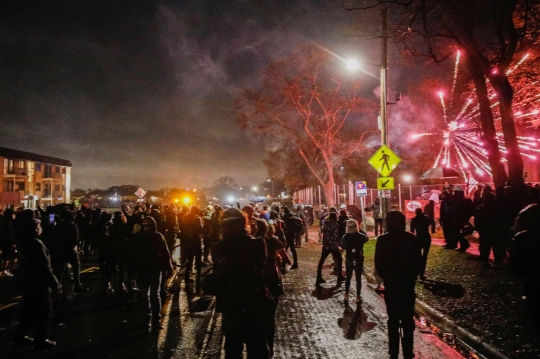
375;211;422;359
341;219;368;303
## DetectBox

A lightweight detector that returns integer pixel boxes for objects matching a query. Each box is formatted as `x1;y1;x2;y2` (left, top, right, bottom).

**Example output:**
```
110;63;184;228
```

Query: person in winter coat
282;207;300;268
48;210;88;292
0;208;16;277
375;211;422;359
211;208;270;359
316;212;345;285
475;187;505;267
337;209;350;240
342;219;368;304
510;204;540;330
423;200;436;234
11;218;61;350
130;216;173;334
180;206;204;283
109;211;131;292
409;208;432;280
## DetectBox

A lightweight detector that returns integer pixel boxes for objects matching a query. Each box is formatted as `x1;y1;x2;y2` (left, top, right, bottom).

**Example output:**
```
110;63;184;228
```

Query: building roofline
0;147;73;167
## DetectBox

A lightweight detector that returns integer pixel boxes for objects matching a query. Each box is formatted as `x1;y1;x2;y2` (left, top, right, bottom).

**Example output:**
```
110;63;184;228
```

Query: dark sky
0;1;440;190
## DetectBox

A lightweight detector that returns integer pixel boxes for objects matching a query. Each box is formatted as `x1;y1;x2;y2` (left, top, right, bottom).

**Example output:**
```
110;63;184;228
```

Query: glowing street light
346;59;360;70
403;175;412;182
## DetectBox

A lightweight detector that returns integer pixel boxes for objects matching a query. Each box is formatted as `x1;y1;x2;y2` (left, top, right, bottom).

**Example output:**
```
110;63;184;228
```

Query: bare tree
237;45;377;206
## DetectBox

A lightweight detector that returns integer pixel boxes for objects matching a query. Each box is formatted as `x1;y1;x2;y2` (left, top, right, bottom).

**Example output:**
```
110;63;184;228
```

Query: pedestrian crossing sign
377;177;395;190
368;145;401;177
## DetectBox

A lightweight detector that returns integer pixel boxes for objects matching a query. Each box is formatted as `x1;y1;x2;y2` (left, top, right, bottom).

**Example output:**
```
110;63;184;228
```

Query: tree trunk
468;60;508;186
324;179;335;207
489;74;524;184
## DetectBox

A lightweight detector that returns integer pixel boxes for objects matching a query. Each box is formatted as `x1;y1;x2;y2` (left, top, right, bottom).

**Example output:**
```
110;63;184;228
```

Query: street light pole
380;4;390;229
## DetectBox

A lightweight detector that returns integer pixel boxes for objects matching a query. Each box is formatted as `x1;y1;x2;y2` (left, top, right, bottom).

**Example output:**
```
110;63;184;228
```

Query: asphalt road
0;234;463;359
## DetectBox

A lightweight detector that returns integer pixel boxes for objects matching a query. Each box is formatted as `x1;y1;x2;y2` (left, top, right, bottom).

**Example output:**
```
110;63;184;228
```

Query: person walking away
337;209;350;240
164;205;178;254
342;219;368;303
257;219;285;358
316;212;345;285
440;191;458;249
49;210;88;292
177;205;191;264
211;208;271;359
130;216;173;333
282;207;301;268
372;198;383;237
423;200;436;234
474;187;505;267
11;218;62;350
375;211;422;359
109;211;130;292
181;206;204;283
410;208;432;280
510;204;540;330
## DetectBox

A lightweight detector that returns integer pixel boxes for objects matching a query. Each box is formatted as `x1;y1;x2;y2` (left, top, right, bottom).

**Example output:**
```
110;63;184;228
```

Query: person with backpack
210;208;271;359
342;219;368;304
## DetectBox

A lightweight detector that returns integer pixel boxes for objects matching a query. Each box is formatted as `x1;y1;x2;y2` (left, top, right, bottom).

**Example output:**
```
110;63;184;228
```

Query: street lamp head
267;179;271;182
403;175;412;182
252;187;258;191
346;59;360;70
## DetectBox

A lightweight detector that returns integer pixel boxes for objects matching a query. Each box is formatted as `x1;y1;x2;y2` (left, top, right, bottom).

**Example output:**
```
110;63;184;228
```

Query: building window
54;184;60;192
62;167;66;174
55;166;60;173
44;183;51;197
4;159;14;174
16;182;25;191
3;181;14;192
62;185;66;192
36;183;41;191
44;165;52;178
36;163;42;171
18;160;24;168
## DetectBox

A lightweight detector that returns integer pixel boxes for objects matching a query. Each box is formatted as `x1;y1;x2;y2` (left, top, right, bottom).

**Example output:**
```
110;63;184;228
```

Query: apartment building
0;147;72;209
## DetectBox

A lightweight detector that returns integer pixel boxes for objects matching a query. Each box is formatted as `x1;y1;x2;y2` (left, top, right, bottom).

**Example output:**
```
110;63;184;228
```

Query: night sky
0;1;444;190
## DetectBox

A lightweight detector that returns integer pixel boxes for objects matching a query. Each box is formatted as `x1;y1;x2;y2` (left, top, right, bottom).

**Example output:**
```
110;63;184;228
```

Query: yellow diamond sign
368;145;401;177
377;177;395;190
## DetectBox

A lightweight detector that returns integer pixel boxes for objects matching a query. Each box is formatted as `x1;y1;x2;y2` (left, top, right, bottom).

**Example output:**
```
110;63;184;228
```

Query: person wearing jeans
316;212;344;285
342;219;368;303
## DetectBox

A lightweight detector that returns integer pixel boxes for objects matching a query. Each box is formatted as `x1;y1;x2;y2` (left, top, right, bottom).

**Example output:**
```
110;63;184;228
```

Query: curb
362;267;510;359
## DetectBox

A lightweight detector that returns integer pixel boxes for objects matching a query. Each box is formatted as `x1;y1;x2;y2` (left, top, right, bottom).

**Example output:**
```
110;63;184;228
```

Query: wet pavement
0;235;463;359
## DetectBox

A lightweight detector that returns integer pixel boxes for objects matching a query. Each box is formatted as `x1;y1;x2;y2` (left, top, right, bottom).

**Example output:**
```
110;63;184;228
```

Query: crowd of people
1;179;539;358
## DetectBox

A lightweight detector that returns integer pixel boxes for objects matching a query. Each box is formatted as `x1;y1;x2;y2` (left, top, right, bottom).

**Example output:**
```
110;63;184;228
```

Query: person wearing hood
131;216;173;333
0;208;16;277
210;208;270;359
342;219;368;304
180;206;204;283
282;207;300;268
49;210;88;292
510;204;540;330
375;211;422;359
450;185;474;252
11;218;61;350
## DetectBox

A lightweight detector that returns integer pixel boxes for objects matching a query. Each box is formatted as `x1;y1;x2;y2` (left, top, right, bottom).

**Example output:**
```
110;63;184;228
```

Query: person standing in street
410;208;432;280
316;212;345;285
180;206;204;283
11;218;61;350
282;207;300;268
375;211;422;359
342;219;368;304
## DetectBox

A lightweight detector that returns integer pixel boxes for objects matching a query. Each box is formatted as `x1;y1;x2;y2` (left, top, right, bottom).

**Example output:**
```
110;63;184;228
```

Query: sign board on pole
0;192;21;205
368;145;401;177
377;177;395;190
134;188;147;199
355;181;367;197
378;190;391;199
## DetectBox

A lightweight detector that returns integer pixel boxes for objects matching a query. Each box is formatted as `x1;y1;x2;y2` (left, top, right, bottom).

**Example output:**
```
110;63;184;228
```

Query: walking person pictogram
380;150;390;172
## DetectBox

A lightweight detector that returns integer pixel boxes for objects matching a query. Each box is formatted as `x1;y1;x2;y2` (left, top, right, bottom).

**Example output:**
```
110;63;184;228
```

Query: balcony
3;168;28;177
41;172;63;180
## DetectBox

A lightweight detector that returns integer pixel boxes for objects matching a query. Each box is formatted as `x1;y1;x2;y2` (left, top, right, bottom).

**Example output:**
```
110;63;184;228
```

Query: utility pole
380;4;390;228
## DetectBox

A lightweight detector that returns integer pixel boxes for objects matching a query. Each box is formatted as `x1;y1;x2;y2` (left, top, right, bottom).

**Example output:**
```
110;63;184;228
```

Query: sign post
355;181;368;233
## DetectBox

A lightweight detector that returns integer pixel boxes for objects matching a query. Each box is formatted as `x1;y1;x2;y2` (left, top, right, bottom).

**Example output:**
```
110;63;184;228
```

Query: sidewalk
361;229;540;359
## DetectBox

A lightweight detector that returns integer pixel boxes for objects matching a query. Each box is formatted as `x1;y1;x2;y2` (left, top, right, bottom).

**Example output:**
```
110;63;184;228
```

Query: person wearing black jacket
510;204;540;330
423;200;436;234
342;219;368;304
410;208;432;280
49;210;88;292
211;208;270;359
282;207;300;269
375;211;422;359
11;218;61;350
180;206;204;283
